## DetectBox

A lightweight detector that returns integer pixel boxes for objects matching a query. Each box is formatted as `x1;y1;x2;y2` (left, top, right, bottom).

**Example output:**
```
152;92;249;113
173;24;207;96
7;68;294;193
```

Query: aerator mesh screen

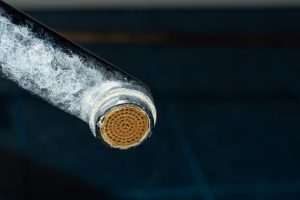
100;104;150;149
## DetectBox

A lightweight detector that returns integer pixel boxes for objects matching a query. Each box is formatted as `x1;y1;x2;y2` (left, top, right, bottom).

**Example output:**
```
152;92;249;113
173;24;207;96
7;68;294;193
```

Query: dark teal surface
0;9;300;200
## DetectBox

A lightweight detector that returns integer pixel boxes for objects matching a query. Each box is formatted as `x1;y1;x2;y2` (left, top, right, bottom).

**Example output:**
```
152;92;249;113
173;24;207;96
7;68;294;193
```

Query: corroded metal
0;1;156;149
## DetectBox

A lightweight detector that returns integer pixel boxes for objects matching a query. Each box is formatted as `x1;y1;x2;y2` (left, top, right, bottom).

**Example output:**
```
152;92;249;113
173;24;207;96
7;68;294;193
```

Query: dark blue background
0;9;300;200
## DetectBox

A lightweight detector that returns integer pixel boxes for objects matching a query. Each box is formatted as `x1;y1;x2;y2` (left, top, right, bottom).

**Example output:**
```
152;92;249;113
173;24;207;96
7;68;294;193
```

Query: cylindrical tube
0;1;157;150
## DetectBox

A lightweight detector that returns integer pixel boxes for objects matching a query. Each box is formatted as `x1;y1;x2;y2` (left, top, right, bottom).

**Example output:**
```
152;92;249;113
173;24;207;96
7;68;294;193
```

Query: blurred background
1;0;300;199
